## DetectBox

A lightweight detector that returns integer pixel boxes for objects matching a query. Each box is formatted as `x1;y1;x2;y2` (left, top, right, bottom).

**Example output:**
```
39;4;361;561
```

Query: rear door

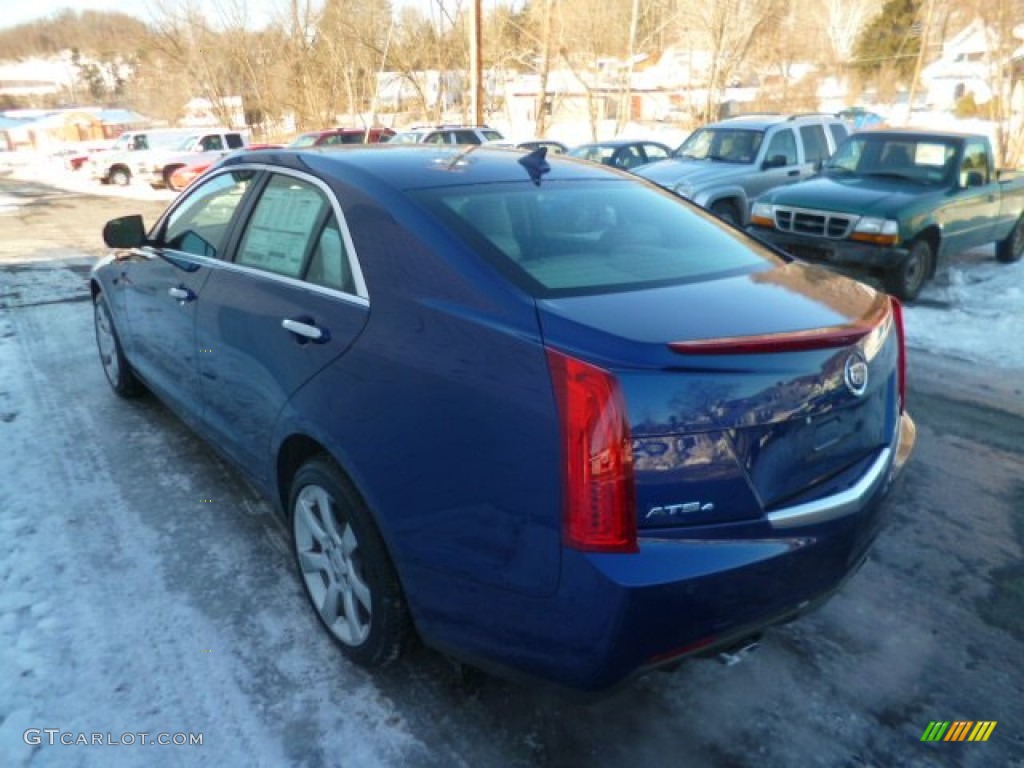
195;170;370;481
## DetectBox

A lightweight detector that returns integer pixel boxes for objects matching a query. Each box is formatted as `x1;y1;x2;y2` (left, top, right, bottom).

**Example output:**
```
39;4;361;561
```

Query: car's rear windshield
411;180;774;297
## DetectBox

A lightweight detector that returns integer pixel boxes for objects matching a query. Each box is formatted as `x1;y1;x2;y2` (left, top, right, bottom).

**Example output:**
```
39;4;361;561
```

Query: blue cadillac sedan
92;145;915;691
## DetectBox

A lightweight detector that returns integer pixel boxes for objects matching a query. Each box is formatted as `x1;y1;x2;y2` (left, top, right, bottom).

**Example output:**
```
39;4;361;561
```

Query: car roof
221;144;625;191
847;128;973;141
572;139;668;148
704;113;842;131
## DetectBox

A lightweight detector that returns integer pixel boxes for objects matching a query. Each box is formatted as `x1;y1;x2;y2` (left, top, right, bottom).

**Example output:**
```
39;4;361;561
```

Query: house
921;19;1024;110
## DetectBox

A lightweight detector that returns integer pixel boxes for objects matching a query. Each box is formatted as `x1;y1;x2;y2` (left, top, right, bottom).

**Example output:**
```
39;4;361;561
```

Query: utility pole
906;0;934;125
469;0;484;125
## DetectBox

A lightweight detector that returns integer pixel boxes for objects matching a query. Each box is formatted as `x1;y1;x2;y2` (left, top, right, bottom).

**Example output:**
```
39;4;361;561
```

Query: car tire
884;237;932;302
996;214;1024;263
163;165;184;189
93;292;141;397
290;457;411;668
710;200;740;227
109;167;131;186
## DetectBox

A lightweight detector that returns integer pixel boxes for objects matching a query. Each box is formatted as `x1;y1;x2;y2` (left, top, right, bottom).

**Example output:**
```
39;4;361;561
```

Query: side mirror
103;215;146;248
964;170;985;188
762;154;787;170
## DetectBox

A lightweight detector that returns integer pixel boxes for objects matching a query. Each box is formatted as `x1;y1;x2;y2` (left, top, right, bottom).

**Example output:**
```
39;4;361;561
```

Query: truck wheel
710;200;740;227
109;167;131;186
996;215;1023;263
885;238;932;302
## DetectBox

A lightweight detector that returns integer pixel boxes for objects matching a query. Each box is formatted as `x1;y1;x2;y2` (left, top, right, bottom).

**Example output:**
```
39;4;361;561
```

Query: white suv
387;125;505;145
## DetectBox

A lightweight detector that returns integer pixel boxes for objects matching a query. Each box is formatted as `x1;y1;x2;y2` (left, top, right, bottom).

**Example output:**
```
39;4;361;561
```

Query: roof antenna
518;146;550;185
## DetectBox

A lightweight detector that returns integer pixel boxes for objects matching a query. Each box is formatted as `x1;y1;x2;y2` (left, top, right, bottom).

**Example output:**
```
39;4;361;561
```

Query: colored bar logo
920;721;996;742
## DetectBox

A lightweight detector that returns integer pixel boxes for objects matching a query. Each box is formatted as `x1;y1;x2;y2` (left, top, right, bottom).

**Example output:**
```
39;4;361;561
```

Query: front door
120;170;254;420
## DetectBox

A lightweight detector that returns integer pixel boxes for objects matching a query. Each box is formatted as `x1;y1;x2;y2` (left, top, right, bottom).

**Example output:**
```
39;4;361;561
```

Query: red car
288;127;395;148
168;144;282;191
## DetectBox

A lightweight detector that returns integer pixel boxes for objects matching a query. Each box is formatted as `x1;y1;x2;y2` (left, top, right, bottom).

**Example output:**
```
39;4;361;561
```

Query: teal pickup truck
747;129;1024;300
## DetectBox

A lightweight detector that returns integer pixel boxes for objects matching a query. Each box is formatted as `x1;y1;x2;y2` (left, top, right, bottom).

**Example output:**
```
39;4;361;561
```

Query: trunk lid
537;262;900;529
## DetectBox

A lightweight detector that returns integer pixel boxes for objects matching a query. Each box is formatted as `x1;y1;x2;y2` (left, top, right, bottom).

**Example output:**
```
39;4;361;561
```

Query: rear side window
454;130;482;144
799;124;829;165
235;174;328;278
413;181;772;297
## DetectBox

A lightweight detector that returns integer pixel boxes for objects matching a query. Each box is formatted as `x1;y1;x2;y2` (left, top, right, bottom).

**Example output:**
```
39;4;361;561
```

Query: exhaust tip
717;633;763;666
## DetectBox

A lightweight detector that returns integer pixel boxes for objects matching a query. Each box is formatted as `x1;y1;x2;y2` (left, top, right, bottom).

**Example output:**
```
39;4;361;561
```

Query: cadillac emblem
844;351;869;397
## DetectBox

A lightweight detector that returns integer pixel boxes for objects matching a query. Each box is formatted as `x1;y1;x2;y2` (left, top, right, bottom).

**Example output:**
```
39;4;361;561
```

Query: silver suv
387;125;504;145
636;113;850;226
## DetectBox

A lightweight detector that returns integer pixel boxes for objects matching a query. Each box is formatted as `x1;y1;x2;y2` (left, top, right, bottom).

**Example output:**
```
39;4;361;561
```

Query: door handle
168;286;195;301
787;170;800;177
282;318;327;342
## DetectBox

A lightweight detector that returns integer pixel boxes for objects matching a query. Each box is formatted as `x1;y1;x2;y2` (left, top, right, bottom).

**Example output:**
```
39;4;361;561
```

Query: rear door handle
787;170;800;177
168;286;195;302
282;318;328;342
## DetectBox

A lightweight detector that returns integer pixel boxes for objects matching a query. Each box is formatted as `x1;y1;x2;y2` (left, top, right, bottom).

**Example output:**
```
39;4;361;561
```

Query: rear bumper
748;227;911;274
414;412;916;691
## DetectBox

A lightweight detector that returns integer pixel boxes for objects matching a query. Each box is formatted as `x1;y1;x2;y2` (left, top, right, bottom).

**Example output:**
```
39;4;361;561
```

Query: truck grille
774;207;855;239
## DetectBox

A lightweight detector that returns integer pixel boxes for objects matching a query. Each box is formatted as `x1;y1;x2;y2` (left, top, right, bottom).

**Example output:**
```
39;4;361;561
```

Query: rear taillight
546;349;637;554
890;297;906;412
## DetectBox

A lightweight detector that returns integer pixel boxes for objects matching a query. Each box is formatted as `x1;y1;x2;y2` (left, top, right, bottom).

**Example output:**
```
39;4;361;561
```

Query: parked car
635;113;850;226
386;124;505;145
137;130;248;189
93;145;915;691
567;139;673;171
747;129;1024;300
515;139;568;154
836;107;886;131
288;128;395;147
85;129;193;186
167;144;284;191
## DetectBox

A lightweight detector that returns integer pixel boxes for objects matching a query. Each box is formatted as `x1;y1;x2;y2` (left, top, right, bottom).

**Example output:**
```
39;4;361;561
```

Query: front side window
413;180;772;297
454;130;482;144
200;135;225;151
162;171;253;258
235;174;329;279
226;134;244;149
764;128;798;165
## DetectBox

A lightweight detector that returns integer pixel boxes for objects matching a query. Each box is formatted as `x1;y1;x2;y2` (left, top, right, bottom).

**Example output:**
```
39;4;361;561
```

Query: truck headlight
852;217;899;246
749;201;774;228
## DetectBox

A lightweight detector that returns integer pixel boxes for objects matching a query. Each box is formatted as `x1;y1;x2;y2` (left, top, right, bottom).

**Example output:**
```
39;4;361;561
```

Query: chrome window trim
167;163;370;302
145;245;370;309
